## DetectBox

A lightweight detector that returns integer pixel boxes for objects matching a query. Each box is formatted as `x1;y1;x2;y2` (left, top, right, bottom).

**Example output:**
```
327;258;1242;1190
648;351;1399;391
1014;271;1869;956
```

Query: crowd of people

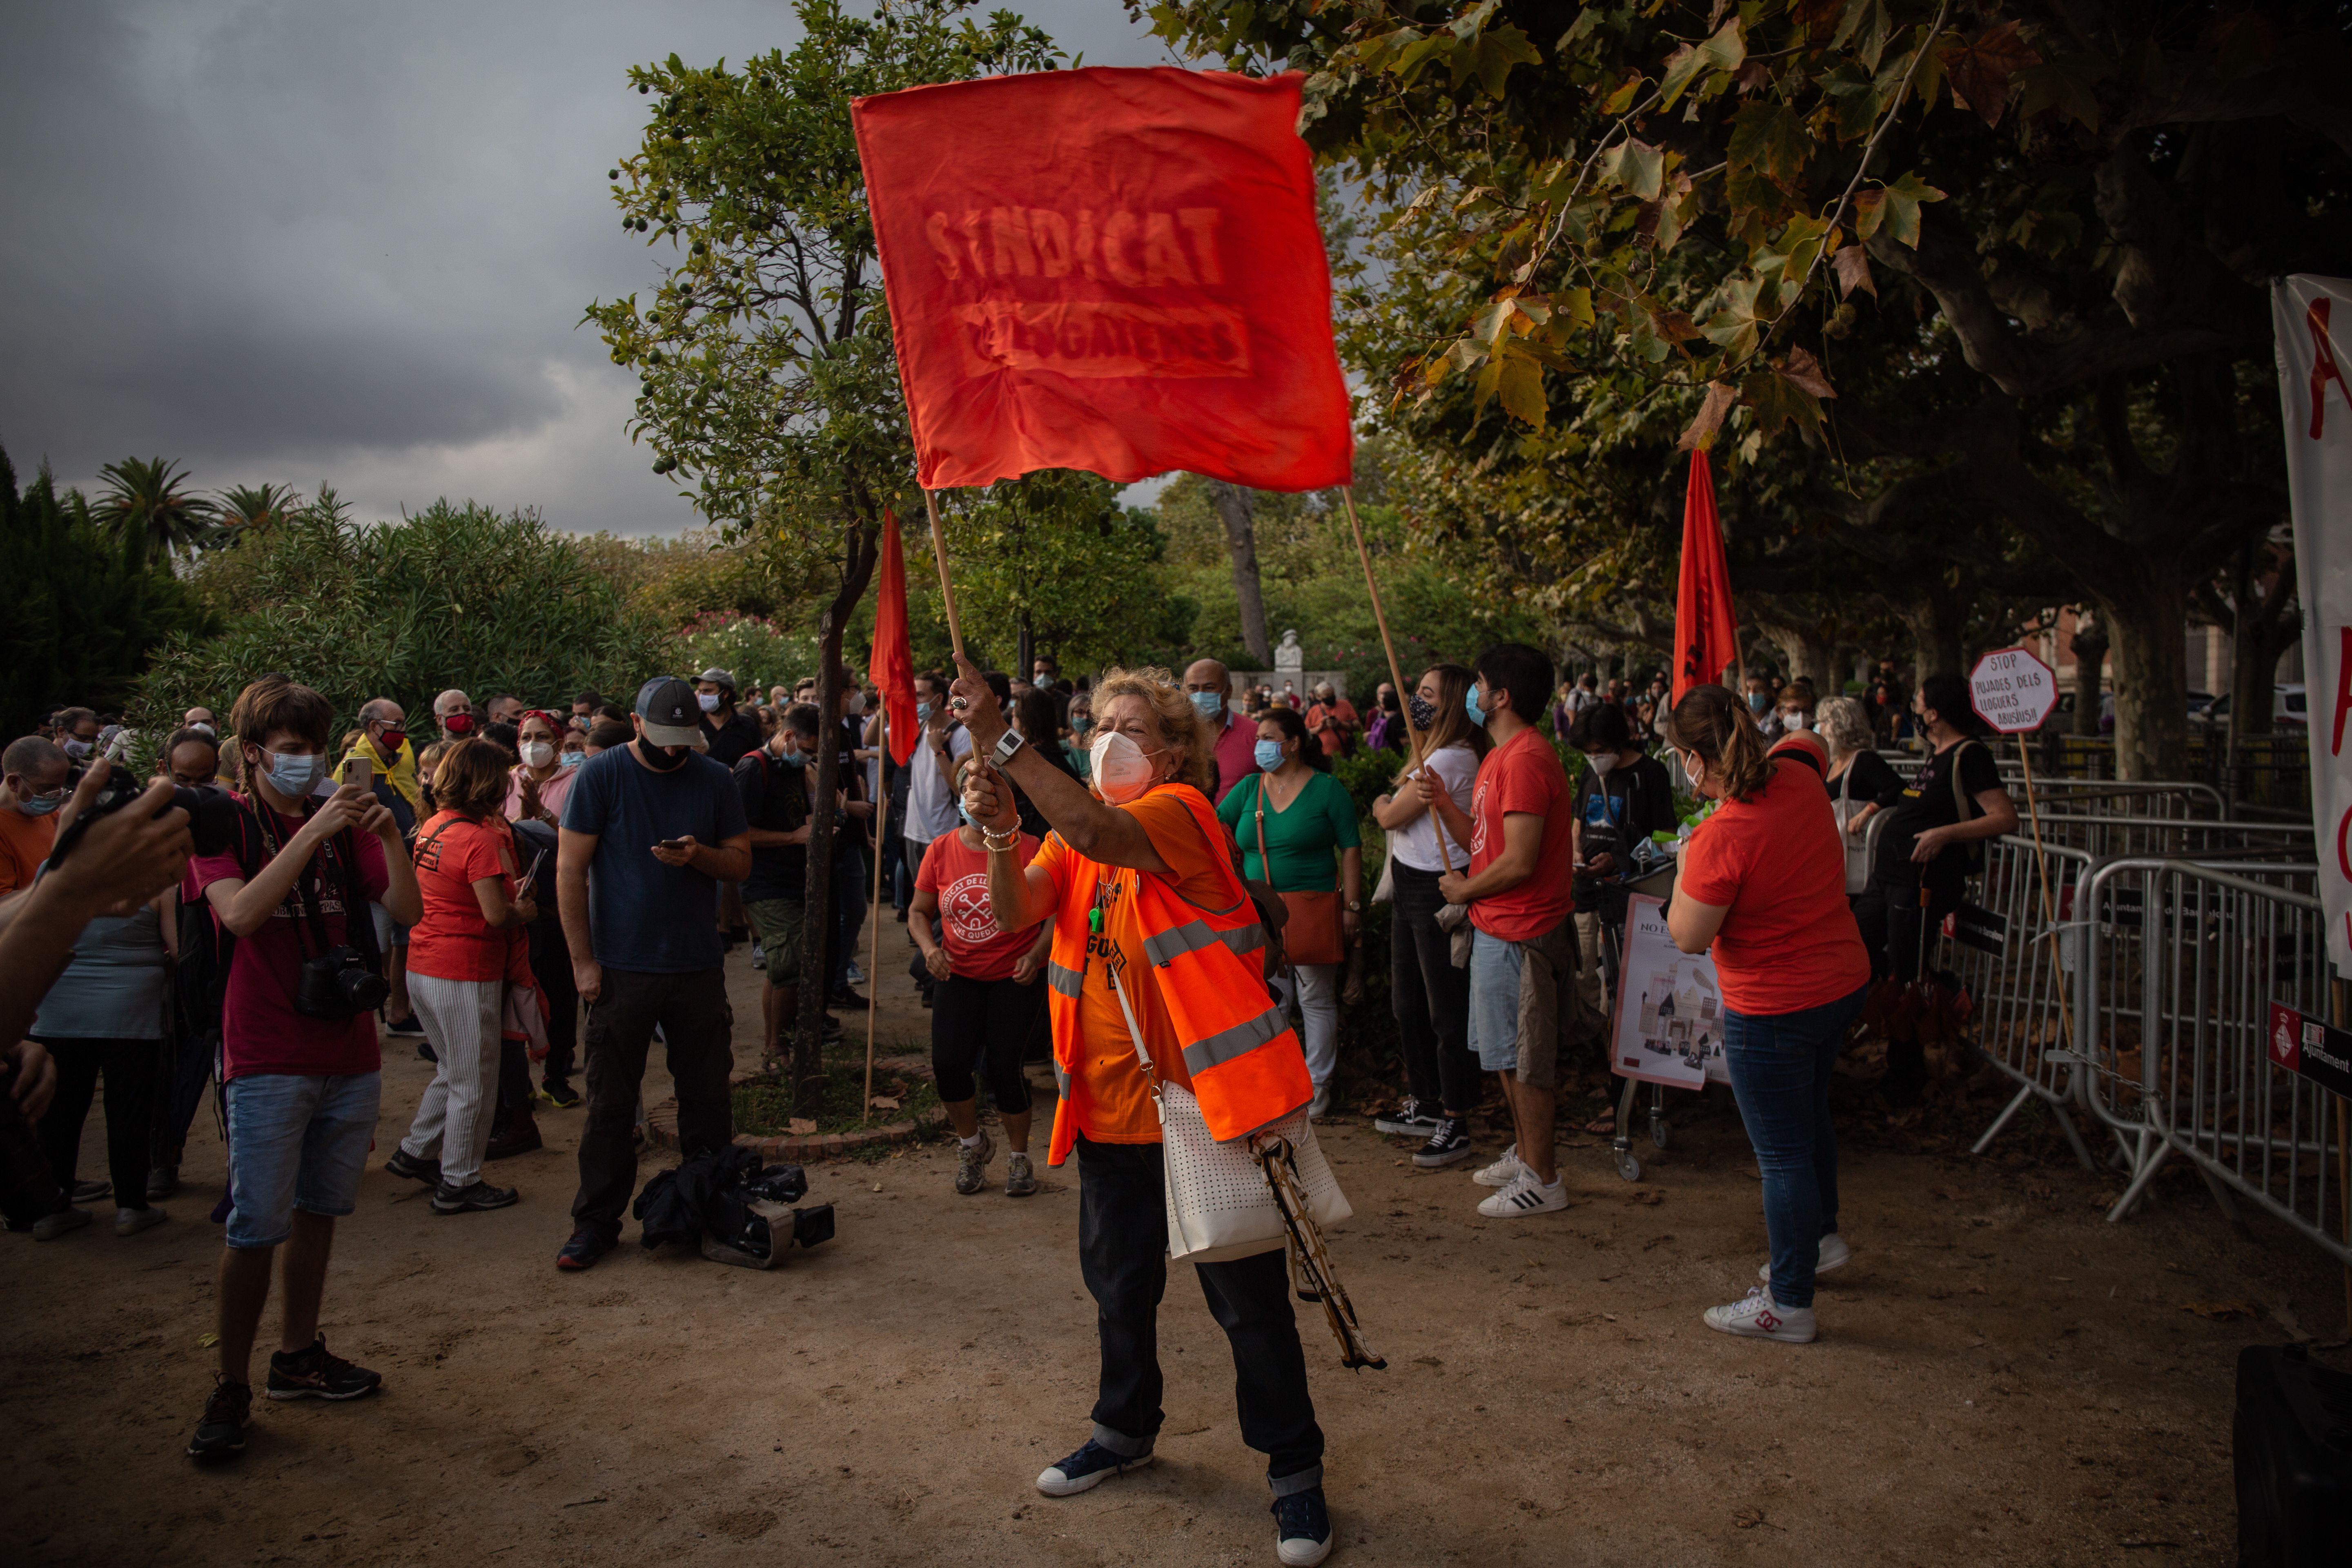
0;641;2015;1566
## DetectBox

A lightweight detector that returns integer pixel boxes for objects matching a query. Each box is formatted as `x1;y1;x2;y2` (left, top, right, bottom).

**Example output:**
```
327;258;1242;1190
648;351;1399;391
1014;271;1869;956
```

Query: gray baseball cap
635;676;704;747
696;666;736;691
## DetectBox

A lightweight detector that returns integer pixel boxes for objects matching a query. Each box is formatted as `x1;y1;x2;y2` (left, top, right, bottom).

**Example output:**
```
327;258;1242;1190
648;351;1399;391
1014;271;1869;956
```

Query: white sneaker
1307;1085;1332;1120
1757;1232;1850;1283
1470;1143;1526;1187
1704;1285;1817;1343
1476;1169;1568;1217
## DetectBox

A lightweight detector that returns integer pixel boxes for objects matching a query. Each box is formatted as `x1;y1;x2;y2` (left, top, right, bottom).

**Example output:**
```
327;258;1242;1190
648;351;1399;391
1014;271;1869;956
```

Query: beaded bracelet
980;825;1020;853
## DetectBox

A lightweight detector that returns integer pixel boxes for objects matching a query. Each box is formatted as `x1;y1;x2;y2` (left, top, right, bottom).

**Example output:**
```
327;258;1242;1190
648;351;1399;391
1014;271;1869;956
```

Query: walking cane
865;706;889;1118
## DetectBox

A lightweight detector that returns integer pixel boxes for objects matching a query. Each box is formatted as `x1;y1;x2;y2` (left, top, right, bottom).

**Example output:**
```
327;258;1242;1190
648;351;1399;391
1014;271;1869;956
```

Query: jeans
401;973;503;1187
223;1071;381;1249
1722;984;1869;1309
1272;964;1340;1087
573;967;735;1233
831;847;868;996
1389;863;1479;1113
32;1034;160;1208
1075;1135;1324;1493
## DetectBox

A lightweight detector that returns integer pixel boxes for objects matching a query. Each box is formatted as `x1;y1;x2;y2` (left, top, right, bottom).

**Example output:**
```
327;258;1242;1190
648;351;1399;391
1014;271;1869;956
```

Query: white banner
2274;274;2352;977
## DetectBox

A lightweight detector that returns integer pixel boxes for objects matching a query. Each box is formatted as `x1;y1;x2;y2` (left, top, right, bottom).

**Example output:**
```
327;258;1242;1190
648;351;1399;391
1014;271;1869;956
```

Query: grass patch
733;1049;942;1137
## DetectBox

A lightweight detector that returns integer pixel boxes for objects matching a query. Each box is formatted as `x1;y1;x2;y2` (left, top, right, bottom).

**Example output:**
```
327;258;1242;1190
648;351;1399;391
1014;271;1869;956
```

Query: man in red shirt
1182;657;1260;803
1421;643;1580;1218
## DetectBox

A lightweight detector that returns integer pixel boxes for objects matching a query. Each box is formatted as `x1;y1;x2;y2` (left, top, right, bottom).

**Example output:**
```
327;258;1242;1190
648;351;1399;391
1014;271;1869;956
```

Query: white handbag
1106;960;1352;1264
1833;766;1870;895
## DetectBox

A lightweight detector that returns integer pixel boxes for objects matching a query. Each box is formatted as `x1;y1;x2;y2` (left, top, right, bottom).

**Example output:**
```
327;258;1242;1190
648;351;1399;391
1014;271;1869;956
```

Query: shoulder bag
1255;775;1343;967
1946;739;1989;875
1833;765;1870;894
1100;942;1350;1263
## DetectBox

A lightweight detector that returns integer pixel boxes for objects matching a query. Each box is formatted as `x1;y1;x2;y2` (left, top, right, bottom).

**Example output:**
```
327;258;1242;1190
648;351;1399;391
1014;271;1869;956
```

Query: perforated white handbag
1106;962;1352;1264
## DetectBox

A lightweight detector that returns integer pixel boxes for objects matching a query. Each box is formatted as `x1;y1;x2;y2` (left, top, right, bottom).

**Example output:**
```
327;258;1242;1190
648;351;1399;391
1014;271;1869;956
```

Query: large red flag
851;67;1352;492
871;509;919;765
1673;450;1739;703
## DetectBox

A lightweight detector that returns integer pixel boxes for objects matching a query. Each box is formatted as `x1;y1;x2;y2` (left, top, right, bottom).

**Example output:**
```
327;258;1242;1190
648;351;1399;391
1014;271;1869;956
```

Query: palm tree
214;481;298;543
97;457;217;568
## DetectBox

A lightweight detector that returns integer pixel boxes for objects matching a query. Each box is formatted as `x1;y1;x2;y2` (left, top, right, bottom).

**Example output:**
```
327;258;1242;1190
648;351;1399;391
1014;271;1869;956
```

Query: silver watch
990;728;1026;768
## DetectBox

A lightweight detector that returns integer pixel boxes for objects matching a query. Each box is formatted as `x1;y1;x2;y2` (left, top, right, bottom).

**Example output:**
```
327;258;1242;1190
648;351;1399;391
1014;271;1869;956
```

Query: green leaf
1468;25;1542;98
1496;350;1548;428
1660;17;1744;110
1701;278;1768;361
1601;138;1665;201
1601;72;1642;114
2012;57;2104;131
1391;32;1454;85
1741;367;1826;439
1877;171;1946;248
1726;102;1809;187
1557;286;1595;329
1817;60;1882;141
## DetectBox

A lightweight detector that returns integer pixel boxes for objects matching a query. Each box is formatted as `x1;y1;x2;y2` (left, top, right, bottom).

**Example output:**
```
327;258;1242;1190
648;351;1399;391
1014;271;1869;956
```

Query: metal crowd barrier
2022;813;2312;874
2073;858;2349;1267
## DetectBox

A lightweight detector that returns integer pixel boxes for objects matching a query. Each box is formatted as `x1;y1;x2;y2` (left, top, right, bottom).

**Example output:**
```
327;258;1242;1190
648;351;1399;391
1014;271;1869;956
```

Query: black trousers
1388;862;1481;1114
33;1035;159;1207
930;973;1042;1111
528;916;579;1088
1076;1134;1324;1491
151;1028;216;1167
1852;878;1961;1095
572;967;735;1232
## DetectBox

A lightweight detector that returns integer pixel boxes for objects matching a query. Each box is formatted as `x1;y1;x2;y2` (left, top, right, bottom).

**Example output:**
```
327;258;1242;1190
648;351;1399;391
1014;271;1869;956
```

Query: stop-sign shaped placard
1969;646;2058;733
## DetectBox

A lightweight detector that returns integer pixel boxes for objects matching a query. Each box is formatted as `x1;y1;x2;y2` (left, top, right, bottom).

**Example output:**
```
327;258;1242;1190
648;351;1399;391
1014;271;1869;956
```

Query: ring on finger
949;696;969;712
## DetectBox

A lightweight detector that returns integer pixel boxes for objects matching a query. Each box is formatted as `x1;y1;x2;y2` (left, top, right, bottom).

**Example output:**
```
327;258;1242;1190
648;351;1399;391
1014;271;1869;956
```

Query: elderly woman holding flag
949;657;1337;1566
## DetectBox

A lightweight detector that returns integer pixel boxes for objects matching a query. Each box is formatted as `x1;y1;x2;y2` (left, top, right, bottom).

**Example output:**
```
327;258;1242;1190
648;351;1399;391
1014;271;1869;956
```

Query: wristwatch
1345;899;1363;912
991;728;1027;768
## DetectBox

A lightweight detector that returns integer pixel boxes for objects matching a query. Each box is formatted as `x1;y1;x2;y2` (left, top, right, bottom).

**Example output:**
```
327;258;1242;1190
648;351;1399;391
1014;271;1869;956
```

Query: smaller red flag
1673;450;1739;704
871;510;920;765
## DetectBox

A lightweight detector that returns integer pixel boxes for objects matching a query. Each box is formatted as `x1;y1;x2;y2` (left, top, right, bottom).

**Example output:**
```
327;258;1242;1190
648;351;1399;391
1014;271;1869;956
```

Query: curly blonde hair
1093;666;1215;796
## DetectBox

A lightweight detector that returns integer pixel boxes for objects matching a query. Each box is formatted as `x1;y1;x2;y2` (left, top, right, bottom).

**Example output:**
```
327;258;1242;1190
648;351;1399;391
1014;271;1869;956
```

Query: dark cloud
0;1;1171;534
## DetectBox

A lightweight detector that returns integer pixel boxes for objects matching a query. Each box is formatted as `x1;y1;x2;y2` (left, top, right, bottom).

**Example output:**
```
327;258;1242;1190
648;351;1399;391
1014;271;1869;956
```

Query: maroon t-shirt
189;801;390;1082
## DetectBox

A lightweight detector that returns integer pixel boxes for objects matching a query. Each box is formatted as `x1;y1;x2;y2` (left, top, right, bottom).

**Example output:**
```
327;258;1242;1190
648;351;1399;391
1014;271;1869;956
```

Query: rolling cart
1603;857;1680;1184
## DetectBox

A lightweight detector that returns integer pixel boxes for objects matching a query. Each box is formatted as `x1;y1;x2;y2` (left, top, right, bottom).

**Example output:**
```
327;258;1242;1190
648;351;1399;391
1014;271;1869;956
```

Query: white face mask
521;742;555;769
1089;728;1163;804
1781;712;1809;732
1586;753;1617;777
847;691;867;715
697;692;722;713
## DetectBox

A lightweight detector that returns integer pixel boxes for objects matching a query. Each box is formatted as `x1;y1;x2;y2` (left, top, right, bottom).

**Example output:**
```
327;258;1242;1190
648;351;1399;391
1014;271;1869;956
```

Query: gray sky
0;1;1176;537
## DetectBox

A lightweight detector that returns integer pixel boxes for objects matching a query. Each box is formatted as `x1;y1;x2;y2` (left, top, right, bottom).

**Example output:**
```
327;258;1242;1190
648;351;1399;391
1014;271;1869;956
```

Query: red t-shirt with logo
916;829;1041;982
1467;726;1577;942
1676;760;1871;1016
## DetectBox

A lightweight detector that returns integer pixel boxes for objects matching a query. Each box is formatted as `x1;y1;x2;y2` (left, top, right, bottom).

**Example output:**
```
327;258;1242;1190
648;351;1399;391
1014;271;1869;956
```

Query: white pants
400;973;503;1187
1275;963;1342;1087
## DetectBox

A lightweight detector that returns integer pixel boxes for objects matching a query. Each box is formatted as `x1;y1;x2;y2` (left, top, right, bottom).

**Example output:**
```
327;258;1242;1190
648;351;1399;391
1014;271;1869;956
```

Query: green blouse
1216;769;1361;892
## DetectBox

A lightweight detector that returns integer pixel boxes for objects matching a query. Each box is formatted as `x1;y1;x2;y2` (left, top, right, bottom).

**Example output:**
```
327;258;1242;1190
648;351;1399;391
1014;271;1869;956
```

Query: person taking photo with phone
183;676;421;1464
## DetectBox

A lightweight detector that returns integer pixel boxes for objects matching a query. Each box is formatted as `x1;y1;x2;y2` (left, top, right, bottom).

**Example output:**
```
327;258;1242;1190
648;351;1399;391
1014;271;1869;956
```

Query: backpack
174;797;265;1044
1945;739;1989;876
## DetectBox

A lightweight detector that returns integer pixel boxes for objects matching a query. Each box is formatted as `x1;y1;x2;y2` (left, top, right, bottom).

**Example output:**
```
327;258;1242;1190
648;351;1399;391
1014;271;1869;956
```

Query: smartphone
657;837;689;853
519;847;547;891
345;757;375;796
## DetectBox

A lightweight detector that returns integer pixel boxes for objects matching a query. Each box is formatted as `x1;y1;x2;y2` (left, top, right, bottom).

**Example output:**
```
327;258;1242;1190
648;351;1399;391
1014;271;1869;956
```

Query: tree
98;455;217;569
213;481;300;545
137;492;668;743
0;445;212;744
1206;480;1273;665
1148;0;2347;777
584;0;1062;1109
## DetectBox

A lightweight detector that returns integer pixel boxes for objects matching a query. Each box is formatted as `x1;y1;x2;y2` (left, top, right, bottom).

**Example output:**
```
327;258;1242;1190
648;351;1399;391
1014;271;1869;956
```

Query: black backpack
174;798;264;1045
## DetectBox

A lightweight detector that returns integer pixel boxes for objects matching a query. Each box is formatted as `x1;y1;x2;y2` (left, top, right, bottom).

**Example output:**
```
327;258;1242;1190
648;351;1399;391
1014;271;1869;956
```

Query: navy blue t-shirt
561;744;749;973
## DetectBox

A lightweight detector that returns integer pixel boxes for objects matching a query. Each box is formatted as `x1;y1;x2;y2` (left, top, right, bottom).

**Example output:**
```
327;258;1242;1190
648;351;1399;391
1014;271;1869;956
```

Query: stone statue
1274;629;1303;671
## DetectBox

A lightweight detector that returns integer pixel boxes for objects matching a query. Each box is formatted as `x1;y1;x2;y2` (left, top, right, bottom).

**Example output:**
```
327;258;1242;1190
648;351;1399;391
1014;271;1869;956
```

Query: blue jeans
1722;986;1867;1309
223;1071;382;1249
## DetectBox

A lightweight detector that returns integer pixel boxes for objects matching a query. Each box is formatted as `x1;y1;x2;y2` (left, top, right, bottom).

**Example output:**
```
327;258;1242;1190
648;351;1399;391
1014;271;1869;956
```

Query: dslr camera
51;762;242;863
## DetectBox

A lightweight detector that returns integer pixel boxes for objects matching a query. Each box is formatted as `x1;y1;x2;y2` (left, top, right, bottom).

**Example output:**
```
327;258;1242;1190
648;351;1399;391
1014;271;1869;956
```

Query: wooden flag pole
920;488;967;664
865;706;889;1119
1338;485;1455;867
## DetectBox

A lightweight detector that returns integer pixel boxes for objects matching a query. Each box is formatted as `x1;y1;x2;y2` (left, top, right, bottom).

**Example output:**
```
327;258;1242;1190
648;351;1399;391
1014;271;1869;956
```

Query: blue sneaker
1272;1486;1333;1566
1035;1437;1154;1497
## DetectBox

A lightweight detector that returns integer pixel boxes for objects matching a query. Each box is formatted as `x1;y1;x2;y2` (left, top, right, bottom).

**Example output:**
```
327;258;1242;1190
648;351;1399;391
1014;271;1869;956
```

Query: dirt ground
6;917;2347;1568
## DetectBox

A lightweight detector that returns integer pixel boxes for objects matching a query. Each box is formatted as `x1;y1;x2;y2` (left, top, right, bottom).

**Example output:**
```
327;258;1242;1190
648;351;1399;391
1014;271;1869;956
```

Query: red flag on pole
851;67;1352;492
1673;449;1738;703
871;509;919;765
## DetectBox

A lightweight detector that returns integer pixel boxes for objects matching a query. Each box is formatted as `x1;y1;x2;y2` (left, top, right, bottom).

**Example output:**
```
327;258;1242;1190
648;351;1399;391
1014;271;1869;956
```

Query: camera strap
250;807;377;970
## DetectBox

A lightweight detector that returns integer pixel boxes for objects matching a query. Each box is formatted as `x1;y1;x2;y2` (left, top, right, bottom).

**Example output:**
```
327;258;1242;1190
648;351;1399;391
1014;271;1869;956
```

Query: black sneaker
1271;1486;1333;1566
415;1040;438;1063
1035;1437;1155;1496
540;1079;581;1109
1412;1116;1473;1169
384;1149;441;1186
830;989;870;1009
1372;1098;1441;1137
186;1377;251;1461
432;1179;519;1214
265;1336;382;1402
557;1223;615;1271
385;1013;425;1035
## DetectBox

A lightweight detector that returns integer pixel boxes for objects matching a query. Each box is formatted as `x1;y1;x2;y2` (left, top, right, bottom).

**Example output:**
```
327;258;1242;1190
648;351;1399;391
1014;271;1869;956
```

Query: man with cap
695;668;764;768
553;676;752;1271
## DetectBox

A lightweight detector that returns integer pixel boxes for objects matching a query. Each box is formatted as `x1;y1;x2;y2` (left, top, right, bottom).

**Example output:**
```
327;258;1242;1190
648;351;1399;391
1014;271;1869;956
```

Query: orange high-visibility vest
1041;784;1311;1166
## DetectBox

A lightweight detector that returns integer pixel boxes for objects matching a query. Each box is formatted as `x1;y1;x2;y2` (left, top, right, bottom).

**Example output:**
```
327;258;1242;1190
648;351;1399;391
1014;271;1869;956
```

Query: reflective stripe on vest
1046;959;1084;998
1181;1002;1290;1078
1141;918;1266;967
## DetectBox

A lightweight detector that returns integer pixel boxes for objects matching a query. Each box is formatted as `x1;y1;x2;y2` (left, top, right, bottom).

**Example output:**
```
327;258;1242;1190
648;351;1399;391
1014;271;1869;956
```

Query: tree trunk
1757;615;1838;694
794;521;882;1114
2099;564;2191;781
1016;610;1034;687
2070;615;2108;739
1208;480;1270;665
1897;579;1964;688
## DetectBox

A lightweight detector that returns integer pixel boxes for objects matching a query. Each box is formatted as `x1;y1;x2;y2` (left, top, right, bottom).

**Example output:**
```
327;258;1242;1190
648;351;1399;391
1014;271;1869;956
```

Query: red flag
1673;449;1738;703
871;510;919;765
851;67;1352;492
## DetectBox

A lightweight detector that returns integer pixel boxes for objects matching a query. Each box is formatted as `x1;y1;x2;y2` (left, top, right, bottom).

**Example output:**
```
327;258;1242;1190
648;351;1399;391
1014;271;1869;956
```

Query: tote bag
1833;766;1870;895
1255;776;1343;967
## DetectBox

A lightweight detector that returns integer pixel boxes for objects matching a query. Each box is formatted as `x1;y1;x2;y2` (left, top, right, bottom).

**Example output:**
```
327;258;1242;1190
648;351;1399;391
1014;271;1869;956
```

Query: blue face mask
260;750;321;797
777;742;808;769
1253;739;1286;772
16;790;63;817
559;749;584;769
1466;687;1486;726
916;702;932;722
1189;691;1224;722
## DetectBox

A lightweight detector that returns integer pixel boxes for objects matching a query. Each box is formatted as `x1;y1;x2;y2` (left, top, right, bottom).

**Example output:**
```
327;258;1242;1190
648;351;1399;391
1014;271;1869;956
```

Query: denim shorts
1466;920;1575;1090
223;1071;382;1249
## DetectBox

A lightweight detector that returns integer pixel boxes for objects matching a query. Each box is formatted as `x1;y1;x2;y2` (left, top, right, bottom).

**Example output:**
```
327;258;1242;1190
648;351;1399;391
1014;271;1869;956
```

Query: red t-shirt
916;829;1041;982
1467;727;1577;942
188;803;391;1082
406;811;515;983
1676;761;1871;1016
